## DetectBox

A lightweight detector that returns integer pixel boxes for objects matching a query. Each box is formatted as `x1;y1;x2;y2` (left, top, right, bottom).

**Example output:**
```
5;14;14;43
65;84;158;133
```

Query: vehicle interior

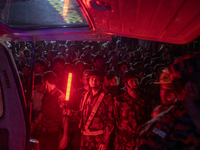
0;0;199;150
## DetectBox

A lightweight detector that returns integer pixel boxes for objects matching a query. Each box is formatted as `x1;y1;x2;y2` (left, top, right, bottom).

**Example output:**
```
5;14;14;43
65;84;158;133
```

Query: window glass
0;0;88;30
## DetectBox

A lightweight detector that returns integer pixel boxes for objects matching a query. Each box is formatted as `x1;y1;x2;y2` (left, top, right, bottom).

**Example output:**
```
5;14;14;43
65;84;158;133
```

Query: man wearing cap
151;69;177;118
114;69;149;150
79;69;115;150
135;54;200;149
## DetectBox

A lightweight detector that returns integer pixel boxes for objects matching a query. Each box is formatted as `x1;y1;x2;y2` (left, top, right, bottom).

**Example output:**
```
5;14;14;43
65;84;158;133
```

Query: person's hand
98;144;107;150
59;94;66;102
62;108;71;116
59;136;68;149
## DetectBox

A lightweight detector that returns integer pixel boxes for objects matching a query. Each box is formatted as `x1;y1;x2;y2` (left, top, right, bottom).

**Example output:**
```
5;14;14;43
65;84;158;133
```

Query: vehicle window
0;0;88;30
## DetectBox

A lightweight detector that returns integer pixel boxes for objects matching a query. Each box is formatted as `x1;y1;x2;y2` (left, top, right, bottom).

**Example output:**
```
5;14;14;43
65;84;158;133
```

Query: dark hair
23;49;31;55
43;71;58;85
122;69;140;84
154;63;166;73
106;70;118;80
35;58;45;67
53;55;65;65
88;69;104;83
93;55;104;63
117;61;130;71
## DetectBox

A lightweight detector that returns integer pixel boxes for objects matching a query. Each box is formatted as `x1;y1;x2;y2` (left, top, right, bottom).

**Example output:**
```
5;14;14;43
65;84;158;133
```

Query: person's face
108;76;120;86
89;75;101;88
126;77;139;89
76;63;85;73
34;84;43;93
24;52;30;58
22;66;30;77
40;80;55;93
34;63;44;74
160;83;176;105
82;72;89;85
120;64;128;72
94;59;104;70
156;67;165;78
53;62;64;72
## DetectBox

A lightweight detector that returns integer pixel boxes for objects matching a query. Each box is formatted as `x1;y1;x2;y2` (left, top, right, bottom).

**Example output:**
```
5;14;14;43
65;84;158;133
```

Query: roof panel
79;0;200;44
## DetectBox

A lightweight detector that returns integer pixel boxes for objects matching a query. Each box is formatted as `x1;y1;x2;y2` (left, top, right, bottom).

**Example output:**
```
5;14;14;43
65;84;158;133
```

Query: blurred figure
93;54;105;74
32;74;43;121
52;55;67;93
136;54;200;149
31;71;65;150
34;58;45;75
21;64;31;104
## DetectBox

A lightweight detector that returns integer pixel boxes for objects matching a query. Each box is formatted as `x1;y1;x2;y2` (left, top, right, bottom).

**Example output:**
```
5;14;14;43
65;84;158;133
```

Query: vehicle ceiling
0;0;199;44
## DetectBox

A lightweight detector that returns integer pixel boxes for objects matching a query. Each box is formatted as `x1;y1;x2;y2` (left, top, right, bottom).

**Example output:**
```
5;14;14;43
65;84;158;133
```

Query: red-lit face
22;66;30;77
108;76;120;86
125;77;139;89
40;81;55;93
53;62;64;72
160;83;176;105
120;64;128;72
89;75;101;88
94;59;104;70
82;71;89;85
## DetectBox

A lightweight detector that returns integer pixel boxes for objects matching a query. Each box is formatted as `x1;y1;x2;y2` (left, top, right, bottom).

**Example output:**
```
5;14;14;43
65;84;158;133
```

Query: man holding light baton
79;69;115;150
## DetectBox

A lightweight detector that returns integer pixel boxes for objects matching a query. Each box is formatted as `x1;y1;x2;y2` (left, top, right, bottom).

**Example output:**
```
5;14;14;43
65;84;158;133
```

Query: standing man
31;71;65;150
59;70;91;150
114;69;148;150
79;69;115;150
135;54;200;149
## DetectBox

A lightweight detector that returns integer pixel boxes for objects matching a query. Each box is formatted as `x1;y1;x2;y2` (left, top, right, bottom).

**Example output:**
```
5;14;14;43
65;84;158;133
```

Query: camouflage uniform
79;89;115;150
114;91;147;150
135;100;200;150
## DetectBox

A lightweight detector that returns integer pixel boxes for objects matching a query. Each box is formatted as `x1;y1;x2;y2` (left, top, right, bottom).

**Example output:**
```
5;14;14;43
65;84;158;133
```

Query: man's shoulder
136;108;177;149
114;92;127;100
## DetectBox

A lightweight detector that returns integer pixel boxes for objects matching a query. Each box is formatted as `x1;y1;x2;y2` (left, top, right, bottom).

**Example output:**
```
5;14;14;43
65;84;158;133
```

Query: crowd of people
5;37;200;150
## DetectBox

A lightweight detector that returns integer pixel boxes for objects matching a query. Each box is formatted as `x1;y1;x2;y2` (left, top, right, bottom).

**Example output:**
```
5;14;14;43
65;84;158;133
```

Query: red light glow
66;73;72;101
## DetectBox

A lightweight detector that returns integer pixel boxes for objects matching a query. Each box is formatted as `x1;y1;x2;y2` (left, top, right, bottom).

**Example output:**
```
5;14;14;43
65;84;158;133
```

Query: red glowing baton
66;73;72;101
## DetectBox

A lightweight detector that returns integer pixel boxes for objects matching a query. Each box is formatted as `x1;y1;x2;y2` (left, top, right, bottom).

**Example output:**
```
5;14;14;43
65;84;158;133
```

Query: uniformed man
79;69;115;150
135;54;200;149
151;68;177;118
114;69;148;150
